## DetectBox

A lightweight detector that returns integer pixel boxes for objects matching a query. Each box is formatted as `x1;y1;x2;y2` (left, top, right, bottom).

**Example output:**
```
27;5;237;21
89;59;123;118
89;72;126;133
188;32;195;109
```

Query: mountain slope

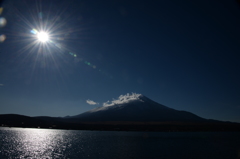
70;93;205;122
1;94;240;131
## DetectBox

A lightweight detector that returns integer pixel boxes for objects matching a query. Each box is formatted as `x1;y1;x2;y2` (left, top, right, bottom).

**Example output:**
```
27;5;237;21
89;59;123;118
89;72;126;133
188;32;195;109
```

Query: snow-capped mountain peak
71;93;205;122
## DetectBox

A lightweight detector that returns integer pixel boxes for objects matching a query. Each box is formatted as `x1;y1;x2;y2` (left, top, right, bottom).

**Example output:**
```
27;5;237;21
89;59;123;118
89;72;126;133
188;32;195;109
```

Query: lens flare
0;17;7;27
8;1;113;81
0;34;6;42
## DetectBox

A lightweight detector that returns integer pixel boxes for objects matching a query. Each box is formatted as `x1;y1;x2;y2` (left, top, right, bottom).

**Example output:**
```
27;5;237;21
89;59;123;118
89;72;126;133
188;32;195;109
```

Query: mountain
1;93;240;131
69;93;206;122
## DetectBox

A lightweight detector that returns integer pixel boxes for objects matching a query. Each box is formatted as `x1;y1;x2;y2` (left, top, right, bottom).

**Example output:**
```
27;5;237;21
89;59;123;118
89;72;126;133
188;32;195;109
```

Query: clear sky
0;0;240;122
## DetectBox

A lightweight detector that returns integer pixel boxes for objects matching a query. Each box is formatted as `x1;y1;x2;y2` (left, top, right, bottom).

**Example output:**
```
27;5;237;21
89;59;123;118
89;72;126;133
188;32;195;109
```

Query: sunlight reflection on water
0;127;240;159
0;128;76;158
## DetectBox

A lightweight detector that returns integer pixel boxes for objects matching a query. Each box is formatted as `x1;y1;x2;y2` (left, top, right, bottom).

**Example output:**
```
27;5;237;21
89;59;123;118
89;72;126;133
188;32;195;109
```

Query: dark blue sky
0;0;240;122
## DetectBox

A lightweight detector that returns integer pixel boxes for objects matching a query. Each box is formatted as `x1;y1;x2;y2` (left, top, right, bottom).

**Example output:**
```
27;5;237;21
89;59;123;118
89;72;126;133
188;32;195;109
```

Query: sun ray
4;0;113;90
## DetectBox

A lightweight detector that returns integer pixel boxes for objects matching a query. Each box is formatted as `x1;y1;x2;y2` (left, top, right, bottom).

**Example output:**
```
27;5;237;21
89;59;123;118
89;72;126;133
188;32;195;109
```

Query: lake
0;127;240;159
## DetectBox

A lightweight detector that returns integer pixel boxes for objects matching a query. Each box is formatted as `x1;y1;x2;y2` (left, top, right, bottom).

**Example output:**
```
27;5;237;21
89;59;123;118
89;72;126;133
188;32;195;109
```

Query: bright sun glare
37;32;49;42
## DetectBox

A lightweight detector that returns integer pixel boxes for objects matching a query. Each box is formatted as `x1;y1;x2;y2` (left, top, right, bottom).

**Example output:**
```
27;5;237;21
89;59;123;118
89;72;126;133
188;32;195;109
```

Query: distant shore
1;122;240;132
1;114;240;132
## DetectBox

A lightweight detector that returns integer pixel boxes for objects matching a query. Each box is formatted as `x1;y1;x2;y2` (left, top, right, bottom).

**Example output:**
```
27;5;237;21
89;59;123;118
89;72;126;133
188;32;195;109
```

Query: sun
37;31;49;43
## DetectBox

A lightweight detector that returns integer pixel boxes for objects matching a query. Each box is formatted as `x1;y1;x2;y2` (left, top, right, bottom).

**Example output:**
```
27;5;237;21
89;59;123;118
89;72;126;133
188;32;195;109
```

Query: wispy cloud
103;93;142;107
0;84;4;86
86;99;99;105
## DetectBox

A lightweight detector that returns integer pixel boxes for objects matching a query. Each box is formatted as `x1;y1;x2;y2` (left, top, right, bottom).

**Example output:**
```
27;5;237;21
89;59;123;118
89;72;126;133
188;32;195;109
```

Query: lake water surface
0;127;240;158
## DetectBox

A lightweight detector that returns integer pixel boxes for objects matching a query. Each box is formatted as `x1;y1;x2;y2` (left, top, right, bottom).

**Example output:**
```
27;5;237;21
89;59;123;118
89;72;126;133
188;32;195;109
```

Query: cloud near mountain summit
86;99;99;105
103;93;143;107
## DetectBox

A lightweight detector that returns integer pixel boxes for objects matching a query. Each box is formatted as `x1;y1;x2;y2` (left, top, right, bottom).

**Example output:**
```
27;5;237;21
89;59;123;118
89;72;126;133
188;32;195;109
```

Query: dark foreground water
0;127;240;159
